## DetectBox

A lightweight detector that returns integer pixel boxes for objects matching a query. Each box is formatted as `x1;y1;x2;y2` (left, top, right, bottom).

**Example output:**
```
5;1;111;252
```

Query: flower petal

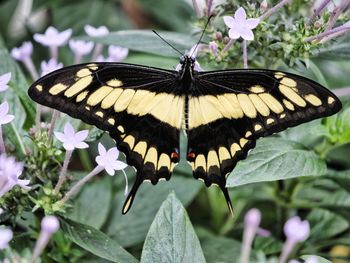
64;122;75;137
98;143;106;155
75;130;89;141
0;101;9;116
63;142;75;151
112;161;128;170
0;115;14;125
54;131;66;142
105;166;115;176
74;141;89;149
0;72;11;85
228;28;241;39
245;18;260;29
223;16;235;28
240;28;254;40
107;147;119;158
96;155;105;166
234;7;246;22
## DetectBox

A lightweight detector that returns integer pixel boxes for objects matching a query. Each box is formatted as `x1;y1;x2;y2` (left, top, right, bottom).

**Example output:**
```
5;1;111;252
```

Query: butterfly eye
179;56;185;64
190;56;196;63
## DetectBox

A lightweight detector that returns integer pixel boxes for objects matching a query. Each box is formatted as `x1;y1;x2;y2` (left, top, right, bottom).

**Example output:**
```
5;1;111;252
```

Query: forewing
28;62;183;213
187;69;341;211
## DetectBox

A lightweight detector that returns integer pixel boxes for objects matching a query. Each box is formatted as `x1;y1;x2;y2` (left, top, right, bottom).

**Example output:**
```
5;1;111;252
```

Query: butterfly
28;55;342;214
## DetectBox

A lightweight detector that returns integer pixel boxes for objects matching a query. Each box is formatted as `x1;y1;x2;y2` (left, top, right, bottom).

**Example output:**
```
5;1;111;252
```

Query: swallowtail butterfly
28;55;341;214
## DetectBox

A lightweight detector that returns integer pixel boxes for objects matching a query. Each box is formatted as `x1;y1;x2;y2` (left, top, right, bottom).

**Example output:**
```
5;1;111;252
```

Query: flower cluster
241;209;312;263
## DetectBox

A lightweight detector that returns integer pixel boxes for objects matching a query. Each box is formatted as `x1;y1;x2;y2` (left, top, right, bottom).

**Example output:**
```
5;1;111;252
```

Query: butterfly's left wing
28;63;183;214
187;69;342;212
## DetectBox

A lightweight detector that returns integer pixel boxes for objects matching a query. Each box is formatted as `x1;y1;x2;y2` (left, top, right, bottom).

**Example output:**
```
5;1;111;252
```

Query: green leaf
196;227;250;263
314;34;350;59
301;255;331;263
78;30;196;57
323;106;350;145
60;218;139;263
324;170;350;192
226;138;327;187
254;236;283;255
66;176;112;229
307;60;328;87
307;209;349;241
107;176;202;247
140;192;206;263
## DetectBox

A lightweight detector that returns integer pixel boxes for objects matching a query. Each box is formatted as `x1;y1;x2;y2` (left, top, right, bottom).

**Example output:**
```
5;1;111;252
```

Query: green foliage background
0;0;350;262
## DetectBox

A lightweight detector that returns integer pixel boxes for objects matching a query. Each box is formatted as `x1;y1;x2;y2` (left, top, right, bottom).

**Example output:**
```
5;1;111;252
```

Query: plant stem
54;149;73;194
333;86;350;97
243;40;248;69
59;165;104;204
259;0;293;21
206;0;213;17
91;43;103;61
222;39;235;53
192;0;201;17
304;22;350;42
50;46;58;60
324;0;350;32
307;0;332;26
0;126;5;154
48;110;59;142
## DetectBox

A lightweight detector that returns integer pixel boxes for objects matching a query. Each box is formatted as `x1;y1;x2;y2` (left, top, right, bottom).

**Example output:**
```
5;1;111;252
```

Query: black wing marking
187;69;341;212
28;62;183;214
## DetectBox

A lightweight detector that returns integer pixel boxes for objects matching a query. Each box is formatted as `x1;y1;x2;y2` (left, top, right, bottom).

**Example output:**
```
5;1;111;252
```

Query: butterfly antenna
190;15;214;58
152;30;184;56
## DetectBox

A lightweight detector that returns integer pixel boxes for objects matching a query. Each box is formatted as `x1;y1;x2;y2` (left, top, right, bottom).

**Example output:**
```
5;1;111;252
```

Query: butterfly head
179;55;196;69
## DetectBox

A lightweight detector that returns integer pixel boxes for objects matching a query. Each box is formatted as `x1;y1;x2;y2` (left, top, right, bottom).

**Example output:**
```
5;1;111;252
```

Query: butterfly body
28;57;341;214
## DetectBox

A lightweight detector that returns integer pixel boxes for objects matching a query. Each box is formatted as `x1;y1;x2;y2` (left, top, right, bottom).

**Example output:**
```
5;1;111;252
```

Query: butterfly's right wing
28;62;183;213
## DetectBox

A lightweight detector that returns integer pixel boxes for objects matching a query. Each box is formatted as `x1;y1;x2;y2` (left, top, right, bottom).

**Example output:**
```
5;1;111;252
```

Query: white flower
69;40;94;56
11;41;33;61
84;25;109;37
0;73;11;92
284;216;310;242
41;58;63;76
34;26;72;47
54;122;89;151
0;228;13;249
107;45;129;62
0;102;14;125
96;143;127;175
0;154;29;198
224;7;260;40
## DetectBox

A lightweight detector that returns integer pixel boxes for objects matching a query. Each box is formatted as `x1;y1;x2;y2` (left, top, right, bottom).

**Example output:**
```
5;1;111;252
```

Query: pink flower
34;26;72;47
0;102;14;125
284;216;310;242
107;45;129;62
279;216;311;263
11;41;33;61
31;216;59;262
224;7;260;40
84;25;109;37
54;123;89;151
41;58;63;76
209;41;218;58
0;73;11;92
96;143;127;175
0;154;29;197
41;215;60;234
0;228;13;249
69;40;94;56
